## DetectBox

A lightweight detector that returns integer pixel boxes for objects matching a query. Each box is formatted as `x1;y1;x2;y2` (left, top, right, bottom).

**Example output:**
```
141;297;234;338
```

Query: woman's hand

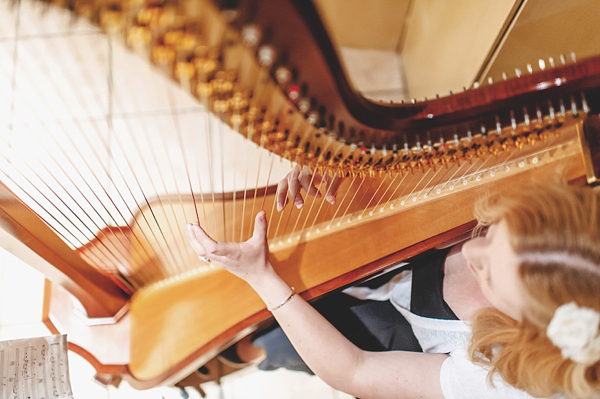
186;211;271;285
276;165;344;211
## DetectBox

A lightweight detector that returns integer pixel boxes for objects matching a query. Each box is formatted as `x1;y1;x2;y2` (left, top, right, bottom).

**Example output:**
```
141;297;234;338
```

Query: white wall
0;247;45;327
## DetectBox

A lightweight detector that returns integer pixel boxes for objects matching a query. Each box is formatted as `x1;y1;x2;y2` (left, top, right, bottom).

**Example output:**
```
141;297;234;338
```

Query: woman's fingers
185;212;270;278
276;178;289;211
186;223;218;258
323;173;344;204
287;165;303;208
298;166;322;200
250;211;268;245
276;165;341;212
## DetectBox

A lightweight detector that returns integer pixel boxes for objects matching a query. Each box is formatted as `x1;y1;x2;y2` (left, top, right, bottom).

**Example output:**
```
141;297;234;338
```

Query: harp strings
0;2;577;292
5;19;176;285
0;32;142;290
106;42;186;277
35;31;176;282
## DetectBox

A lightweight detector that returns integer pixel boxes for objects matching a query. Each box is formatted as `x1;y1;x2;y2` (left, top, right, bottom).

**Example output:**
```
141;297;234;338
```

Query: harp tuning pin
392;143;398;155
570;52;577;62
467;130;473;142
126;25;151;47
582;93;589;114
559;98;566;117
463;86;467;91
453;134;459;147
526;63;533;74
196;82;213;99
560;54;566;65
163;30;183;46
448;90;453;95
307;110;319;125
275;66;292;86
510;110;517;131
416;141;422;153
370;144;376;155
502;72;508;81
473;81;480;89
495;115;502;134
195;57;217;80
258;45;276;68
404;142;410;155
570;95;578;117
382;145;387;157
548;57;555;68
242;24;261;48
423;97;427;102
515;68;521;78
287;84;301;102
152;45;176;65
548;101;555;121
221;8;239;23
480;124;487;137
411;98;417;104
231;92;249;108
538;59;546;70
100;5;124;32
436;93;441;99
487;77;493;84
523;107;530;126
175;61;195;80
297;97;311;114
136;7;164;28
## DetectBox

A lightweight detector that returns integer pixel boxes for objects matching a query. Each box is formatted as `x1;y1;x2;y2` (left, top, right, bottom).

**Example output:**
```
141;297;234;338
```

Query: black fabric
410;248;459;320
253;248;456;374
254;293;422;374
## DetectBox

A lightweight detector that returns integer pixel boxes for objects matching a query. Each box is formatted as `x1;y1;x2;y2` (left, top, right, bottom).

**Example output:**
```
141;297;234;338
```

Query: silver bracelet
268;287;296;312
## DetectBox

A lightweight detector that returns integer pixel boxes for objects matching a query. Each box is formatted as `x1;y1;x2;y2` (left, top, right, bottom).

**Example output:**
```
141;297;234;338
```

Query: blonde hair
468;180;600;398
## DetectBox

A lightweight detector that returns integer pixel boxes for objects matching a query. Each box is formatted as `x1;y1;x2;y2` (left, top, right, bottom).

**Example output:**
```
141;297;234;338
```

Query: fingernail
277;202;282;211
329;198;335;204
295;200;303;209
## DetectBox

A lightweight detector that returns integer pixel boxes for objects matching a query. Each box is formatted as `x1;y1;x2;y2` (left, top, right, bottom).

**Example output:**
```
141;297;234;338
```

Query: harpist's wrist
248;268;294;310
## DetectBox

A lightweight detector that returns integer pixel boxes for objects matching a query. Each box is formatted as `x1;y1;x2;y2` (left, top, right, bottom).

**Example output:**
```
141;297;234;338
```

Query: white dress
344;268;540;399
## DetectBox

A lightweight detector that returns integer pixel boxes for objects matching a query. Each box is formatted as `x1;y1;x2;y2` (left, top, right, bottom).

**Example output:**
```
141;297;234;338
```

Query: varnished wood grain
127;146;585;384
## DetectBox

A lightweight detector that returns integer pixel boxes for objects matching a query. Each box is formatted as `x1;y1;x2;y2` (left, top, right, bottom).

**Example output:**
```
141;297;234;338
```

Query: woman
187;166;600;399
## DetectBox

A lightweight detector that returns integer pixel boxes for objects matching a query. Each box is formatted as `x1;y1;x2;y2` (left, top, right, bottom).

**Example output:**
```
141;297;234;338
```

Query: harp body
0;0;598;389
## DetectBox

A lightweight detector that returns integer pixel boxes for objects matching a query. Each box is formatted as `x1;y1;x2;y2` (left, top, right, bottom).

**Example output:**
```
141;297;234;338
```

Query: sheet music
0;335;73;399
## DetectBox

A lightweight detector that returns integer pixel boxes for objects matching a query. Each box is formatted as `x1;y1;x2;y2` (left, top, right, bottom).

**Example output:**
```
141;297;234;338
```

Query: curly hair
468;181;600;398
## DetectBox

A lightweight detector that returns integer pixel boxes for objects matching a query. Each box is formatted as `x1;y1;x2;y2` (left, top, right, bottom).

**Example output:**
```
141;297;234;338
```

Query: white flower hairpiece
546;302;600;365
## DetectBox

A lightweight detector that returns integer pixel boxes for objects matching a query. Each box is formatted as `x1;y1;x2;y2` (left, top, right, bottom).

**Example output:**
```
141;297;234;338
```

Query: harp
0;0;599;390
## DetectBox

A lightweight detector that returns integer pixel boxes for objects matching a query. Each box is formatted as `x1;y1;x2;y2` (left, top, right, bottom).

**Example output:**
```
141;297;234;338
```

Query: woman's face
461;220;524;321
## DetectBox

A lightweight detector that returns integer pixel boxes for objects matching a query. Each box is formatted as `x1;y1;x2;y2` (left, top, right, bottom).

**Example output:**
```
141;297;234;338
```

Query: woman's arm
187;212;447;399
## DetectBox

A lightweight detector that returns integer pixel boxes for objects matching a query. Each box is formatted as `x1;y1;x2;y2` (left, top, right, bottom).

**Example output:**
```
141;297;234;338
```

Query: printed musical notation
0;335;73;399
